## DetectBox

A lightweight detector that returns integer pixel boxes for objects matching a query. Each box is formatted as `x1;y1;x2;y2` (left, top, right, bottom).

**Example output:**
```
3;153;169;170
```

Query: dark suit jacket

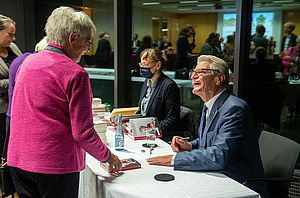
174;91;268;197
131;40;141;48
138;73;180;141
94;39;112;67
252;34;268;49
281;34;297;52
174;36;190;70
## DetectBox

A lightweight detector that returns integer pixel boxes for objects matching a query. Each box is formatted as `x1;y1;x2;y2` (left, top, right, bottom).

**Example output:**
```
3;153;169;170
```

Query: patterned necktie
198;105;208;144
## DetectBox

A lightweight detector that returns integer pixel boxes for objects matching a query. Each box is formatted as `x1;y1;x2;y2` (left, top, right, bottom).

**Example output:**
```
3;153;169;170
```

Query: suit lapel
146;73;165;114
201;91;231;147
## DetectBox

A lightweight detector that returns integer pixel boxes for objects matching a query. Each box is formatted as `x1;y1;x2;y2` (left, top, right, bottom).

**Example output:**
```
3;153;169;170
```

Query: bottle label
115;136;124;151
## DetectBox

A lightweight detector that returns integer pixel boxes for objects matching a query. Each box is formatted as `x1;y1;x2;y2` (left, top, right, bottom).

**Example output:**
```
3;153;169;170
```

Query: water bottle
115;114;124;151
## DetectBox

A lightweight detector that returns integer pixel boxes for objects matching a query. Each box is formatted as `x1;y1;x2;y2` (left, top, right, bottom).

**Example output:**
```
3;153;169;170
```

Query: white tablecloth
79;127;260;198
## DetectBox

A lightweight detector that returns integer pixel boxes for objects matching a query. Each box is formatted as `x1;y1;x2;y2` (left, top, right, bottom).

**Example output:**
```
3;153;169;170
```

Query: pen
179;137;190;141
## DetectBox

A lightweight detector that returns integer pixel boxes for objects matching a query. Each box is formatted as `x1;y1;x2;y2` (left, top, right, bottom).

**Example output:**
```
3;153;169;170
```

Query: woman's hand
107;153;122;173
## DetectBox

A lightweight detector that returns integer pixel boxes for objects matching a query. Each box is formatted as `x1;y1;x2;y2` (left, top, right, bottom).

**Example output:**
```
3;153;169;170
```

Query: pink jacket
7;44;111;174
282;46;300;76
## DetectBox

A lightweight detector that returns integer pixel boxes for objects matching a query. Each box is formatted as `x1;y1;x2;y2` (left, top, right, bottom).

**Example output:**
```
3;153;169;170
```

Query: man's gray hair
45;6;96;46
0;14;15;31
197;55;229;86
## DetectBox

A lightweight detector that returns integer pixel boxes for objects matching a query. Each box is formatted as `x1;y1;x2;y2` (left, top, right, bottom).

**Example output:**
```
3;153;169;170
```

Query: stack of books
92;98;108;144
93;116;108;144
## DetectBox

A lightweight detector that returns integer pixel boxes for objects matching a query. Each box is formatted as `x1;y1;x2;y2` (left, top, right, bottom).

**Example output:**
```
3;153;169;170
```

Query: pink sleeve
282;47;292;67
67;70;111;162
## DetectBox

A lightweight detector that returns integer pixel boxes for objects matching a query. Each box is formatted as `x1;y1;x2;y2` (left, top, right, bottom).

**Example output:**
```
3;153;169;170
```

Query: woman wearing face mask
137;48;180;142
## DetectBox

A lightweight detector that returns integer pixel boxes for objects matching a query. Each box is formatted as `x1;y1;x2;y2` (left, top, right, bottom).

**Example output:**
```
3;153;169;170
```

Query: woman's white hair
0;14;15;31
45;6;96;46
197;55;230;86
35;36;48;52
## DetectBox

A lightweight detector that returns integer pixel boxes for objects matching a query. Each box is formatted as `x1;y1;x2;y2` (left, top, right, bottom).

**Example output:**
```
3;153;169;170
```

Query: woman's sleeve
159;82;180;132
68;70;111;163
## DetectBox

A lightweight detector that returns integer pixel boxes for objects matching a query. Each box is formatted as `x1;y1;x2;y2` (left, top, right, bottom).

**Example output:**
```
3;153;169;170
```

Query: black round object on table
154;173;175;182
142;143;158;148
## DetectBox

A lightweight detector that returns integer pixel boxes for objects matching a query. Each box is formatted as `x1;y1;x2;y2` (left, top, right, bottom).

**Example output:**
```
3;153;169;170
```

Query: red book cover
120;158;141;171
100;158;141;172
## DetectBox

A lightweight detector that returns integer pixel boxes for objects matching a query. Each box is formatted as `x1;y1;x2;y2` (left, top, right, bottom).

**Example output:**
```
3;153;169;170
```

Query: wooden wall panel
282;10;300;38
172;13;218;53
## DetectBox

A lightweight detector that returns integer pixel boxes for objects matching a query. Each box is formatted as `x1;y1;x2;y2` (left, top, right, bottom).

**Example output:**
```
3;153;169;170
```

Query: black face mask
140;67;154;79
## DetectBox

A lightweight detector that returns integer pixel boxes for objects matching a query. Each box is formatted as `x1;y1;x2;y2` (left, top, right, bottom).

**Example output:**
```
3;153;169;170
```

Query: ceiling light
142;2;160;5
197;4;214;7
179;1;198;4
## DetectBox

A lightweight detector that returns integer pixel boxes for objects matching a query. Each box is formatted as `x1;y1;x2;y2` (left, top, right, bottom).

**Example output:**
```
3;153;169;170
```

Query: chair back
179;106;199;141
259;130;300;178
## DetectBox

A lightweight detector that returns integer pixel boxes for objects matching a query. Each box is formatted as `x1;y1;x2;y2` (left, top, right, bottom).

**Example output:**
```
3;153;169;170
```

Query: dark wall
0;0;83;53
34;0;83;44
0;0;35;52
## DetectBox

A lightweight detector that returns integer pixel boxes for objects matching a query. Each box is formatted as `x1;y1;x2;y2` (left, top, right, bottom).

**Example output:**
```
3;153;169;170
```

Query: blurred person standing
281;22;297;53
282;36;300;79
136;35;153;66
282;36;300;117
131;33;141;54
0;14;21;158
200;32;223;59
7;7;121;198
251;24;268;50
94;33;112;68
158;36;173;52
223;35;235;71
137;49;180;142
174;26;197;79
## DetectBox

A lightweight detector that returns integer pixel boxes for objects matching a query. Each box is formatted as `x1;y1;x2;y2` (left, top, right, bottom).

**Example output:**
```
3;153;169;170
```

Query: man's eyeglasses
190;68;220;77
139;62;156;68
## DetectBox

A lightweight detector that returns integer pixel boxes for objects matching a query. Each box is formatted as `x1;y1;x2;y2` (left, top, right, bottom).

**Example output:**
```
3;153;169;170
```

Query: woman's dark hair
179;25;194;37
206;32;220;43
256;24;265;35
255;47;267;61
140;48;168;70
141;35;152;48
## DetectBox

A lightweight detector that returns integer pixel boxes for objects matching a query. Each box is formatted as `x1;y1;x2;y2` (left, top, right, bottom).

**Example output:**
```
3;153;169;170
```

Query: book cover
128;117;162;140
110;107;139;118
100;158;141;172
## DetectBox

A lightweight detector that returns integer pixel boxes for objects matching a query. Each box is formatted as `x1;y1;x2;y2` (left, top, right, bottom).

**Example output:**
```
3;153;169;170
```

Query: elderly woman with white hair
7;6;121;198
0;14;22;157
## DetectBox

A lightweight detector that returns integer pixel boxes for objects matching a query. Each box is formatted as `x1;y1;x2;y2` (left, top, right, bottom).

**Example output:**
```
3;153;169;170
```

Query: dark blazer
94;39;112;67
174;91;268;197
252;34;268;49
0;42;22;113
174;36;190;70
281;34;297;52
131;40;141;48
138;73;180;141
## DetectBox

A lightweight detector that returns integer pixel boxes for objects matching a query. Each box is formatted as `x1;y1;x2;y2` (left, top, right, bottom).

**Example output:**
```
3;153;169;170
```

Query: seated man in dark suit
147;55;268;198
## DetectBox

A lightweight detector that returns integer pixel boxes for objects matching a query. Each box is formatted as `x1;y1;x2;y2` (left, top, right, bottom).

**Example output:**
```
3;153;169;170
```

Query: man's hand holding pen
171;136;192;152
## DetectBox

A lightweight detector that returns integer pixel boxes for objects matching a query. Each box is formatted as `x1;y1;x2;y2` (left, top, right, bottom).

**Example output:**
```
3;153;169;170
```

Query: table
79;127;260;198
